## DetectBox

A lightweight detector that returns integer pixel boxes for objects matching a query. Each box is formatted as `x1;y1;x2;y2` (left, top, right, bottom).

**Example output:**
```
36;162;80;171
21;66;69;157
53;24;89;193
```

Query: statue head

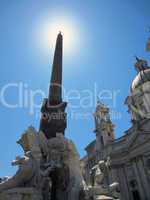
98;160;106;172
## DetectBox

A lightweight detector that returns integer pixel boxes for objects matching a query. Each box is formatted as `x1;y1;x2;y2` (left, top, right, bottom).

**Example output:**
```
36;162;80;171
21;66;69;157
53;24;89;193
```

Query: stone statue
0;151;40;192
0;127;49;200
83;159;119;200
0;151;43;200
0;126;119;200
134;57;149;72
46;133;84;200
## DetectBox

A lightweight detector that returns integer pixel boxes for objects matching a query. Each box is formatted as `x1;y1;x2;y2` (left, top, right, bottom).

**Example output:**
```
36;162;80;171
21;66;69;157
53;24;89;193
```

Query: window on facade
130;180;137;189
108;132;111;136
101;136;104;146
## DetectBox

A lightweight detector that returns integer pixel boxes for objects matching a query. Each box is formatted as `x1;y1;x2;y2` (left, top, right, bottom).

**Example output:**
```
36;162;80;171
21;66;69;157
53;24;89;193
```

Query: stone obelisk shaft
39;33;67;139
49;32;63;104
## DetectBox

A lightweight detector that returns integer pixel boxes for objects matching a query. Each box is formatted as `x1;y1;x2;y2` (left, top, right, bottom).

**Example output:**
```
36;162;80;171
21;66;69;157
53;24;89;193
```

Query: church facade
81;58;150;200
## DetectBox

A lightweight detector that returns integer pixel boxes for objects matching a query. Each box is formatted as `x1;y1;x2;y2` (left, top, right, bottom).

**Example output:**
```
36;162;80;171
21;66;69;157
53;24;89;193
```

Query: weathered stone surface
0;188;43;200
46;133;84;200
0;126;119;200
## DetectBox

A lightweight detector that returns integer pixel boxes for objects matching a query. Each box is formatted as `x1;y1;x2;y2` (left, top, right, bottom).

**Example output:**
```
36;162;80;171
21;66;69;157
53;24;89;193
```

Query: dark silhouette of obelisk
39;32;67;139
49;32;62;104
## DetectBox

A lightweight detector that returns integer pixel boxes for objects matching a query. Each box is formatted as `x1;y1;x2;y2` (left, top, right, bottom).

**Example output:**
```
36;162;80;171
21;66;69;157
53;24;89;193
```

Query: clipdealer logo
0;82;45;113
0;82;121;120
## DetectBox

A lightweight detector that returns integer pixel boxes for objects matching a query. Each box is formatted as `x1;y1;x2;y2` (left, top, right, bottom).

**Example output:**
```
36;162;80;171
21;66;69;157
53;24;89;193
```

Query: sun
41;19;78;54
48;21;75;49
35;15;81;58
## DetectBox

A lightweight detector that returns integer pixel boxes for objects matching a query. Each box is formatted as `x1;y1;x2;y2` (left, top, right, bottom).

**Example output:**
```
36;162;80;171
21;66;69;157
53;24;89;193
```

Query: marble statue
0;127;119;200
45;133;84;200
82;159;119;200
0;127;51;200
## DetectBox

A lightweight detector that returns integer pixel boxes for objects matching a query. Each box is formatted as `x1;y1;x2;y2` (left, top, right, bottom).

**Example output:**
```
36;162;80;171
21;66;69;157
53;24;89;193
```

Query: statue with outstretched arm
0;152;36;192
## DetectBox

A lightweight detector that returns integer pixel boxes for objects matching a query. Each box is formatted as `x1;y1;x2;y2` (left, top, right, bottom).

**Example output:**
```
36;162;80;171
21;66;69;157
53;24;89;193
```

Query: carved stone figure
0;152;43;200
0;127;48;200
46;133;84;200
0;129;120;200
83;159;119;200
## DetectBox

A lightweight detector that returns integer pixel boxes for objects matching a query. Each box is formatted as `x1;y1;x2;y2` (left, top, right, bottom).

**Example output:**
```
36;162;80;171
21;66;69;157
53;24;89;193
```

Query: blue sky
0;0;150;177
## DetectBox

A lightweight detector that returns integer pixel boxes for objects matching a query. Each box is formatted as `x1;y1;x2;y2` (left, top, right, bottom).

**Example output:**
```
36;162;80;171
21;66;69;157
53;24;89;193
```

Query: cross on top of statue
134;56;149;72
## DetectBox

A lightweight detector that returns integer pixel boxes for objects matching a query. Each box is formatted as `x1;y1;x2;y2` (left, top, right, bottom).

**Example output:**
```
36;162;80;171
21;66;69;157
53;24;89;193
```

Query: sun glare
41;19;79;54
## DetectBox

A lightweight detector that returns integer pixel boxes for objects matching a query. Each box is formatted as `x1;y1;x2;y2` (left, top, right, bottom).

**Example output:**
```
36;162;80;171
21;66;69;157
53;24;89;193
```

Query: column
122;167;131;200
118;166;130;200
132;160;146;200
137;158;150;200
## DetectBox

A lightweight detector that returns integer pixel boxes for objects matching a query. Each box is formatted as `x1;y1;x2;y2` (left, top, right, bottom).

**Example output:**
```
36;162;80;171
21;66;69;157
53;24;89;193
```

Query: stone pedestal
0;188;43;200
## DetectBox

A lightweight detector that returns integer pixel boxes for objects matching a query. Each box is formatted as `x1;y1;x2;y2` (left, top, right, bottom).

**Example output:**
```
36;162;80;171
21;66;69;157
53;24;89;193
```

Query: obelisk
39;32;67;139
